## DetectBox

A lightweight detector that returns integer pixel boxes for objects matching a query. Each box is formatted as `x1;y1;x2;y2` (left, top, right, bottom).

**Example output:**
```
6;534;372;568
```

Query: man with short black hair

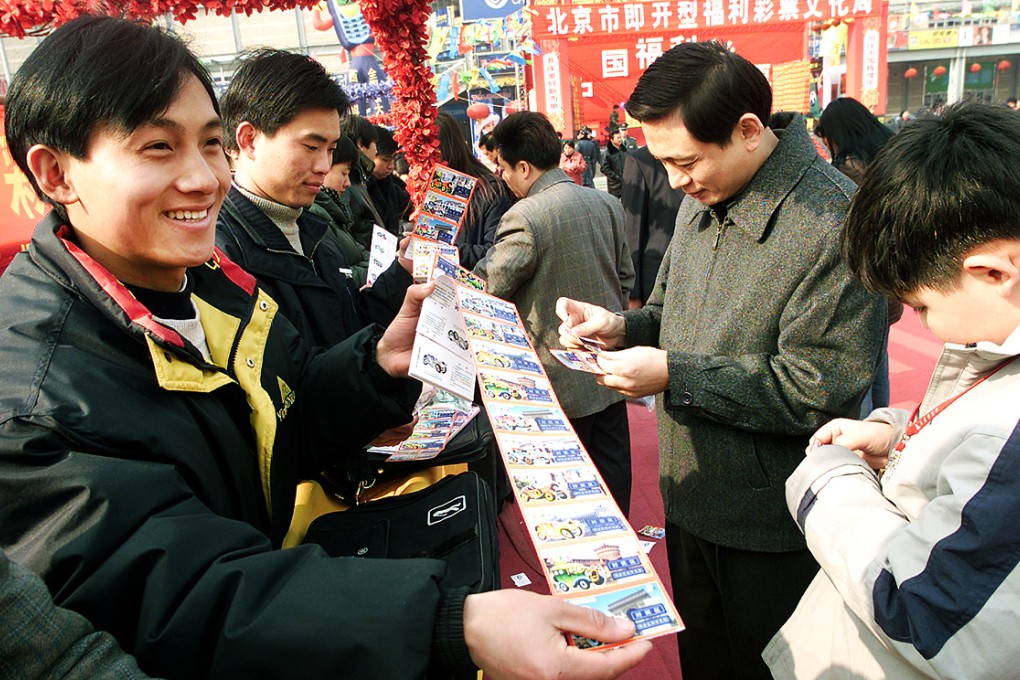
768;101;1020;680
217;49;410;351
340;114;390;247
367;125;411;234
600;128;627;198
558;41;885;678
575;126;599;188
476;111;636;514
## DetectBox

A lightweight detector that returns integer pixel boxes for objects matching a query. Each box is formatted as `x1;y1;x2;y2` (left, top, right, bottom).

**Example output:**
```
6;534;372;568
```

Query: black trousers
666;522;819;680
570;400;631;516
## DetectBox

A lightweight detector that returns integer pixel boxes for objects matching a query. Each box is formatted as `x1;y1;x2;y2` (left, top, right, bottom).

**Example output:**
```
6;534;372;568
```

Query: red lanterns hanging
998;59;1012;71
970;62;982;73
466;103;491;120
504;103;520;115
903;67;919;79
932;65;948;77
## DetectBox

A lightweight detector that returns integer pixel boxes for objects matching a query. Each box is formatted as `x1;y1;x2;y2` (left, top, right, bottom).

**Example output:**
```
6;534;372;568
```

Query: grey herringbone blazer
475;168;634;418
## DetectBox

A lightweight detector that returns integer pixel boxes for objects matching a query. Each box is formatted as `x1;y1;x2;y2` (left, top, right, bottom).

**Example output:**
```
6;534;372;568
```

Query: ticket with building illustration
537;536;654;596
427;164;477;201
520;501;630;545
414;214;460;246
462;313;532;350
470;339;545;377
486;403;572;436
456;286;521;326
478;368;556;405
432;253;486;291
567;581;681;648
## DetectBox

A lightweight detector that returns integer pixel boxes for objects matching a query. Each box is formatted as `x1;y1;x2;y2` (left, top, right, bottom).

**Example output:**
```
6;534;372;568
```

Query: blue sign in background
460;0;525;22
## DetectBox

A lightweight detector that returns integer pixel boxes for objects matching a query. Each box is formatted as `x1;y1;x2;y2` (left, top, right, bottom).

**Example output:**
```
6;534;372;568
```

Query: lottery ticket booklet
408;274;477;401
368;386;479;462
409;165;479;282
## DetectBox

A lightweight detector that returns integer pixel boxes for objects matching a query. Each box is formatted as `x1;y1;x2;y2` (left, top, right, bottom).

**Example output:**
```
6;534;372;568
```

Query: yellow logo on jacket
276;376;296;421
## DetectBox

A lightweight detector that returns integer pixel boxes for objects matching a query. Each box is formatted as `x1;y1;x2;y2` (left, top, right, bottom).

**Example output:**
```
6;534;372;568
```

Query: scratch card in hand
577;336;606;353
549;349;605;374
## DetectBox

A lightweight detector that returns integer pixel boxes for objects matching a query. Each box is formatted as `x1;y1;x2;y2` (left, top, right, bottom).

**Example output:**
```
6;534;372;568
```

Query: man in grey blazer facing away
474;112;636;514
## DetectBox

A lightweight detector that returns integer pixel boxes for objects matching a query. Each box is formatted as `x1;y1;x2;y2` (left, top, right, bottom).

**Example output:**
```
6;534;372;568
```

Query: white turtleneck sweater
233;182;305;256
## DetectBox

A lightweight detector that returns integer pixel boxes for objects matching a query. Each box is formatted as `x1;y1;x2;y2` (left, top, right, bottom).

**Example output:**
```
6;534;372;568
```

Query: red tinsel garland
358;0;440;206
1;0;439;207
0;0;318;38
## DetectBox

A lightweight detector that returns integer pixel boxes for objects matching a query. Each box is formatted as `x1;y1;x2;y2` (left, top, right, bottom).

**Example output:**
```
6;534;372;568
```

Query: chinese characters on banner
532;0;878;40
529;0;885;132
534;25;808;130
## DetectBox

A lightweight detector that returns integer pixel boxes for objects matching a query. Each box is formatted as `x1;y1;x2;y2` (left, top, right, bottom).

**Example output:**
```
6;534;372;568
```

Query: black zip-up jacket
216;186;412;350
0;215;473;678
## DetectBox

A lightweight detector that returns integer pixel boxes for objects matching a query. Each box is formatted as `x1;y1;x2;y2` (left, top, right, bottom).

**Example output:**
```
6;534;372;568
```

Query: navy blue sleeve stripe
872;422;1020;659
796;487;817;531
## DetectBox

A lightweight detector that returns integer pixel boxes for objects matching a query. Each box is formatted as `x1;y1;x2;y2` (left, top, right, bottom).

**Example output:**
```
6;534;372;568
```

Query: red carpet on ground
490;311;941;680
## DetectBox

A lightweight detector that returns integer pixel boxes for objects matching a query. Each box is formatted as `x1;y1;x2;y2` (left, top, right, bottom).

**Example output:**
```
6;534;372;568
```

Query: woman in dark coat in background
815;97;902;413
435;112;513;269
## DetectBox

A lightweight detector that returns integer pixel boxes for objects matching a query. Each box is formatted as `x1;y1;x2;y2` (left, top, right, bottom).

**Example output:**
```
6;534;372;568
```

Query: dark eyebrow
144;116;223;134
300;132;339;145
659;153;699;164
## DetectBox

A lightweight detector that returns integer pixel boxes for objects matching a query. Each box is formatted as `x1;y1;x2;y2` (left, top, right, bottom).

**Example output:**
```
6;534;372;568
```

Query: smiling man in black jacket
0;16;648;680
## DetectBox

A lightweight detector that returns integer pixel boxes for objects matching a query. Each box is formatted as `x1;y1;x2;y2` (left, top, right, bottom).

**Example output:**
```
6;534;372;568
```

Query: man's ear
25;144;78;205
736;113;766;150
517;160;532;179
962;251;1020;299
235;121;259;160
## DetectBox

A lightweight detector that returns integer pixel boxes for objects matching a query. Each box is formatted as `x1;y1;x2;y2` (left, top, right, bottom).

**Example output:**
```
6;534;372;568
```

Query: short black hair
332;135;358;167
220;48;349;153
4;15;218;206
626;41;771;146
342;114;377;149
842;102;1020;299
490;111;560;170
395;154;409;176
477;132;495;152
374;125;398;156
